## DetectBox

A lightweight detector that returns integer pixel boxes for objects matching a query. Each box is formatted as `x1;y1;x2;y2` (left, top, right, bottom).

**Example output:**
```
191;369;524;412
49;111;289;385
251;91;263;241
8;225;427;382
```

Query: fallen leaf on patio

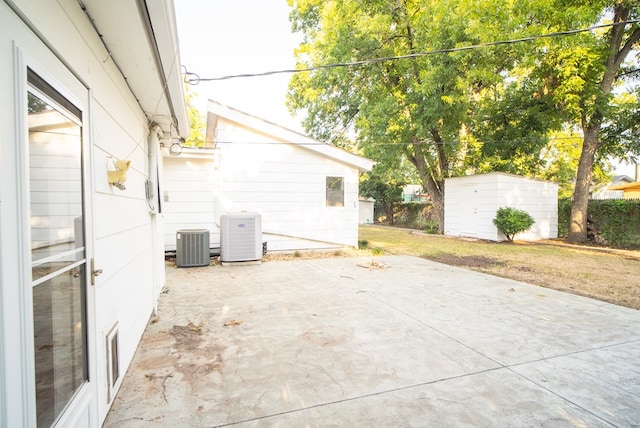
224;319;243;327
357;261;390;270
187;321;204;332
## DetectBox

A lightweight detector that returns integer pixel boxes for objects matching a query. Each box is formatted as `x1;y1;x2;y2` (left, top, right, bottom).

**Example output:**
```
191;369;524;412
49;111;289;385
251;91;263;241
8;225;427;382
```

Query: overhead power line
211;135;585;147
185;20;639;84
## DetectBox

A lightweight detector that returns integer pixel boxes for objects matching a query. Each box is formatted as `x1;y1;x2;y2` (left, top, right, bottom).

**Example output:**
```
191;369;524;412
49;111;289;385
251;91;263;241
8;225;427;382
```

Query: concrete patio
104;255;640;427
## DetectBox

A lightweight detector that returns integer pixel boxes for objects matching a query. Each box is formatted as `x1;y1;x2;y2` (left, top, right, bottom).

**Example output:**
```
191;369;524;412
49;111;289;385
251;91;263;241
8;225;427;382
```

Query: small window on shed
326;176;344;207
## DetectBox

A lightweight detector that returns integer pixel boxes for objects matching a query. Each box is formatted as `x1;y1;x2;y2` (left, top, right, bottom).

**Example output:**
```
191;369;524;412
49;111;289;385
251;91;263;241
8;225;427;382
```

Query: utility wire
210;135;585;147
185;20;639;84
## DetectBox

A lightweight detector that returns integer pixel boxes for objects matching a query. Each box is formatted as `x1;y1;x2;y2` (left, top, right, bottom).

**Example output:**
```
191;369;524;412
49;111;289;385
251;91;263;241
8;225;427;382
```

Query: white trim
207;99;375;172
13;42;37;428
10;36;100;427
145;0;189;138
105;322;120;403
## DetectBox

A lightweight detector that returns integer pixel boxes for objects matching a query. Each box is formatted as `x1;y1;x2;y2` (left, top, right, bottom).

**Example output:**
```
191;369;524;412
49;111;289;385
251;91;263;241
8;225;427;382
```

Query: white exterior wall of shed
359;199;375;224
444;173;558;242
0;1;175;425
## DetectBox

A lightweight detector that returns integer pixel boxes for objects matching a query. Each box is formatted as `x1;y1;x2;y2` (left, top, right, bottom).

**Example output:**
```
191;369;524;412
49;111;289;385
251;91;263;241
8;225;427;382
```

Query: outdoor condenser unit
176;229;210;267
220;213;262;263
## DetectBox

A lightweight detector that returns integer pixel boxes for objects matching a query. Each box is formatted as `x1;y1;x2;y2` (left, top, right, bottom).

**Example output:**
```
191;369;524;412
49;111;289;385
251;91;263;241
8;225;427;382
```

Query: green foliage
287;0;630;233
183;84;206;147
360;161;410;224
493;207;535;241
557;198;573;238
287;0;640;241
538;129;613;198
393;203;439;232
558;198;640;248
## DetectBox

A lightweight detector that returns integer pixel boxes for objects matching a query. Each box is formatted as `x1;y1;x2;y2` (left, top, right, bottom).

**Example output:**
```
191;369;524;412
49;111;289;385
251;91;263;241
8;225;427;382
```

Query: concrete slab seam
355;290;636;428
207;366;507;428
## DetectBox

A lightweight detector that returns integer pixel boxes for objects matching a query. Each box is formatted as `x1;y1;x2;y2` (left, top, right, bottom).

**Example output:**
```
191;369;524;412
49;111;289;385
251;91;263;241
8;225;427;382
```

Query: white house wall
1;1;169;425
216;120;361;250
444;173;558;241
163;155;219;250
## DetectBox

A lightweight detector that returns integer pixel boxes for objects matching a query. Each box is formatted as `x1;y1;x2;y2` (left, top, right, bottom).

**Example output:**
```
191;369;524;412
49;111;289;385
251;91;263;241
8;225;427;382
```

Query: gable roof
79;0;189;138
207;100;375;172
611;175;634;184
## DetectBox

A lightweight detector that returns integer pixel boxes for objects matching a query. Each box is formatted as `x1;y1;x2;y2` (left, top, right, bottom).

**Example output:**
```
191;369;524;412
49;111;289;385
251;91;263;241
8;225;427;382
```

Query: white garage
444;172;558;242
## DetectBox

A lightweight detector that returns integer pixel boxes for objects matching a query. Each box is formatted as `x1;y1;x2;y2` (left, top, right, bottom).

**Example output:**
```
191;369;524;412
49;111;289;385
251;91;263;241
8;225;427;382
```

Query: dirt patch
169;322;205;351
425;254;505;269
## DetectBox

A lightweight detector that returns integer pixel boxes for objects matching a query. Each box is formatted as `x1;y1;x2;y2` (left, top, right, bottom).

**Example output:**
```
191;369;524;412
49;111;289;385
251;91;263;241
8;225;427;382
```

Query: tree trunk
408;143;445;234
566;6;640;243
424;175;445;234
568;129;598;243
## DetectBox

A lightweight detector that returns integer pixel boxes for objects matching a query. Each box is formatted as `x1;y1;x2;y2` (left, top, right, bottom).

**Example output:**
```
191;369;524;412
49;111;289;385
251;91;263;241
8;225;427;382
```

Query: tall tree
288;0;564;232
288;0;640;238
567;4;640;242
535;1;640;242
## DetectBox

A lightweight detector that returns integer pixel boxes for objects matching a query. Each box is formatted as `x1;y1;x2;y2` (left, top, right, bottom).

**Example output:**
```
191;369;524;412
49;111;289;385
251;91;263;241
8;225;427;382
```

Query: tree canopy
287;0;640;237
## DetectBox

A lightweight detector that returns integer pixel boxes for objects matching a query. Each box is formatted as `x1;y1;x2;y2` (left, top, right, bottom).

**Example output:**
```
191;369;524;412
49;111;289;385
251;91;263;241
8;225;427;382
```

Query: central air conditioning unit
220;213;262;263
176;229;210;267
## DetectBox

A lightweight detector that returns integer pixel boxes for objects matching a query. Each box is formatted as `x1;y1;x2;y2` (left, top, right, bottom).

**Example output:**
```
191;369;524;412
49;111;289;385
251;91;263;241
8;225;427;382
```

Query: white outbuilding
444;172;558;241
161;100;375;253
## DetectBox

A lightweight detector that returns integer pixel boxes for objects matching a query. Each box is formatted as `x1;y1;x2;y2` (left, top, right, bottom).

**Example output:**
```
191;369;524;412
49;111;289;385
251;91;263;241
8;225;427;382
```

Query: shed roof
207;100;375;172
445;172;556;184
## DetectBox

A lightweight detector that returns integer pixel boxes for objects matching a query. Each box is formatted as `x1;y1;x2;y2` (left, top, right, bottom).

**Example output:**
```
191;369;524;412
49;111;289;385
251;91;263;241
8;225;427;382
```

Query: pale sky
174;0;304;131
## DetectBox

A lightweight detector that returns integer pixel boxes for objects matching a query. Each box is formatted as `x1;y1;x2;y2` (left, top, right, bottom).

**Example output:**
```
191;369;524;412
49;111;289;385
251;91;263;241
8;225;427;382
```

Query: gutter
136;0;189;139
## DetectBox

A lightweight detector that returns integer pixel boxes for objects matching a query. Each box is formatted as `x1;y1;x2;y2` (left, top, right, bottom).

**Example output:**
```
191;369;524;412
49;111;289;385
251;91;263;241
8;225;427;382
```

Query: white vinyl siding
162;112;368;252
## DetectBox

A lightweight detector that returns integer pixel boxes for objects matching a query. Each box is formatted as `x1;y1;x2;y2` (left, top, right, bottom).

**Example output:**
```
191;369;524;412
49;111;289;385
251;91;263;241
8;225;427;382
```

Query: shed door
459;183;479;237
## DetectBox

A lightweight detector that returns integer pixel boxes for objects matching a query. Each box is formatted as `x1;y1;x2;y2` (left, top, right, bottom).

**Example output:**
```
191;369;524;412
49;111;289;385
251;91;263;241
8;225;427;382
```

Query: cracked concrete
104;255;640;427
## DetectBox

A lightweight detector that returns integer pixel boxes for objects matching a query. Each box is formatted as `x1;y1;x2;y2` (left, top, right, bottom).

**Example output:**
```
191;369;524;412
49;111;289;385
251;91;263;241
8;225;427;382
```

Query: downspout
149;124;162;315
148;124;161;214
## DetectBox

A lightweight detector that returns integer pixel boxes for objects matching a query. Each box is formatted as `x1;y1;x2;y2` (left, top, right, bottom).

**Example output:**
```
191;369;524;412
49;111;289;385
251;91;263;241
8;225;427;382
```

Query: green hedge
558;199;640;248
393;202;439;233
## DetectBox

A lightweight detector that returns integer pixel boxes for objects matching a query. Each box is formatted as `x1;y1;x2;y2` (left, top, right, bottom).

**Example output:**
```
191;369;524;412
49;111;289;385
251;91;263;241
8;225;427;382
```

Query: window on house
326;176;344;207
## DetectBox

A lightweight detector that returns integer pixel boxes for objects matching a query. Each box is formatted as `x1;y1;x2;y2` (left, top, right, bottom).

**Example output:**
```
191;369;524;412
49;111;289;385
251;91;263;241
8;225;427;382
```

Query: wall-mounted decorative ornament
107;159;131;190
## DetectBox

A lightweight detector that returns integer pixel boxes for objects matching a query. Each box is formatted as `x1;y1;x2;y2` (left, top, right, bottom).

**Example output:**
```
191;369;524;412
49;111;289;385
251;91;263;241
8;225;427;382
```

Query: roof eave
207;100;374;172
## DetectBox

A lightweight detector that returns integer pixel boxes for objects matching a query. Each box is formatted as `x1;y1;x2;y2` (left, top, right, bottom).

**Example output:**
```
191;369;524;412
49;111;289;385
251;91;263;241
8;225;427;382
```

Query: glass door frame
16;49;98;427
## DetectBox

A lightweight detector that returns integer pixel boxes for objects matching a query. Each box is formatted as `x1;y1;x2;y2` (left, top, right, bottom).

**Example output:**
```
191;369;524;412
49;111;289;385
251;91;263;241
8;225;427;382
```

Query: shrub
493;207;535;241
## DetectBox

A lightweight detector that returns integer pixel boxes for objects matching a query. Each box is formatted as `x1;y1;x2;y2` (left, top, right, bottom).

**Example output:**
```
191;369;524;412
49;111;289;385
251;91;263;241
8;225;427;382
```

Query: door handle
90;258;102;286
